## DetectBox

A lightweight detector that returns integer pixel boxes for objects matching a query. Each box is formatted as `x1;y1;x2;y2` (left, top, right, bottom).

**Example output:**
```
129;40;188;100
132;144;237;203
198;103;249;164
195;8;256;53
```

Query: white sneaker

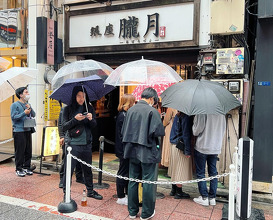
129;214;137;219
116;197;128;205
22;169;33;175
140;210;155;220
193;196;209;206
209;198;216;206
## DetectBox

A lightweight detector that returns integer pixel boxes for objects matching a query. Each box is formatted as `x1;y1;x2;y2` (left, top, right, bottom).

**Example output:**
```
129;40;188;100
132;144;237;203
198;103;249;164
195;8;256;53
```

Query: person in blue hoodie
169;111;192;199
10;87;36;177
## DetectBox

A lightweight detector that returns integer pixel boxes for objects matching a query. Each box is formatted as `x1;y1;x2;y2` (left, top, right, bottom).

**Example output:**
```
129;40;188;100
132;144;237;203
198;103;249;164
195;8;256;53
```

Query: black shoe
76;179;85;184
59;181;63;188
170;184;177;196
174;191;190;199
87;190;103;200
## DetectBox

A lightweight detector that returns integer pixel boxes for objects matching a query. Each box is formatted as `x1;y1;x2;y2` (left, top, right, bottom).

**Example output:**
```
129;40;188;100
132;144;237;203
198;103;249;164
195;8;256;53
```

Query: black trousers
59;144;83;182
116;157;129;198
13;131;32;171
63;144;93;193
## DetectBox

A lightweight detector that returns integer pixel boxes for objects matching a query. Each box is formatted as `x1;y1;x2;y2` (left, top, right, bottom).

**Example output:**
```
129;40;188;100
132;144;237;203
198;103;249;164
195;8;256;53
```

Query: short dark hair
141;87;158;101
15;87;27;99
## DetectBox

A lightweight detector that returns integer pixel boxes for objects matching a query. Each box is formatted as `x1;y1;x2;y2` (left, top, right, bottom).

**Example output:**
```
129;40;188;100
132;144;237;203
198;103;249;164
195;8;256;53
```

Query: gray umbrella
161;79;241;115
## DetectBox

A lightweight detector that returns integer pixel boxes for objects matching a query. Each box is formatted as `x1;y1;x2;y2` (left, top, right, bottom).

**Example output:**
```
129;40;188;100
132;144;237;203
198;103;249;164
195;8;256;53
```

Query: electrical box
216;47;244;75
210;0;245;34
211;79;243;103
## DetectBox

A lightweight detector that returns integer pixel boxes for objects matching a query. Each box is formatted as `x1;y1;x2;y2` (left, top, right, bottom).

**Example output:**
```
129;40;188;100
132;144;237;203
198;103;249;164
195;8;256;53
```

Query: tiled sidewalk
1;162;273;220
0;163;225;220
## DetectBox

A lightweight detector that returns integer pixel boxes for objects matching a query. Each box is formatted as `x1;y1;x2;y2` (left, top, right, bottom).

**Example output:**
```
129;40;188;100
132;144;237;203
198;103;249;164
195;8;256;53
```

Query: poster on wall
216;47;244;74
0;10;19;47
44;89;61;121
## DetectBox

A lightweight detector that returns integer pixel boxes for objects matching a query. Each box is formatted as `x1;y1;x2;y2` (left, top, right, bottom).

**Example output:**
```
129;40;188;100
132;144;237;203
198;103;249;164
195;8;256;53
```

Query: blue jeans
194;149;218;198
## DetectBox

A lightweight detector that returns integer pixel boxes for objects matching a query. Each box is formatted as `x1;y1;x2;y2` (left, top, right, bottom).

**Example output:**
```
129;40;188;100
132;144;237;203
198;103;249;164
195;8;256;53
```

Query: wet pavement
0;147;273;219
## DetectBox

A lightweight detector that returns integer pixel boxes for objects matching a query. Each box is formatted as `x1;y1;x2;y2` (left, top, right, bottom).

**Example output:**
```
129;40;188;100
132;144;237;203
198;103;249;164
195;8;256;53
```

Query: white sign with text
69;3;194;48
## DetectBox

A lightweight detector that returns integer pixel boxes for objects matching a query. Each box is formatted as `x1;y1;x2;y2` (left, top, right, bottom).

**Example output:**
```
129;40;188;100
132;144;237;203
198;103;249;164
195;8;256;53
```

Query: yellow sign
48;90;61;120
43;127;60;156
44;90;61;121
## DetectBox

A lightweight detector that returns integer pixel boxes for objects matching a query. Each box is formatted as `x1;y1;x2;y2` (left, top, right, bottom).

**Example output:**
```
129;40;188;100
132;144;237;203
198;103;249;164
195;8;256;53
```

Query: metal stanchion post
58;146;77;213
94;136;109;189
228;164;235;220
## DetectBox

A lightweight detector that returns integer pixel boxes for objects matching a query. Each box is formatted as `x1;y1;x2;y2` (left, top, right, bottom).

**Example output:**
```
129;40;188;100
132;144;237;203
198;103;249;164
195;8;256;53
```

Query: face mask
149;103;153;107
24;95;30;101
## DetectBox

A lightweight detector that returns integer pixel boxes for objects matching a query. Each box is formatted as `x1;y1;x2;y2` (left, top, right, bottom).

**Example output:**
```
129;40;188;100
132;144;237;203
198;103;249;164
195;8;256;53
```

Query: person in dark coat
58;107;84;188
169;111;192;199
62;86;102;200
115;94;136;205
122;87;165;220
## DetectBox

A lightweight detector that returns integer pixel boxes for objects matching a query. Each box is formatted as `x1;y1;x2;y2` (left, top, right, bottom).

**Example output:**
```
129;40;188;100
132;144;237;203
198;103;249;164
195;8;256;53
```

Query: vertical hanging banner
47;18;54;65
0;10;18;47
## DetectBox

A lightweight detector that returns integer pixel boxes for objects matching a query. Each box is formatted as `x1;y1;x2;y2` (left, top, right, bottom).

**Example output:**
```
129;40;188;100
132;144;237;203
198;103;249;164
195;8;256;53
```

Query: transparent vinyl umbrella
51;59;113;90
0;57;11;71
0;67;38;102
104;57;182;86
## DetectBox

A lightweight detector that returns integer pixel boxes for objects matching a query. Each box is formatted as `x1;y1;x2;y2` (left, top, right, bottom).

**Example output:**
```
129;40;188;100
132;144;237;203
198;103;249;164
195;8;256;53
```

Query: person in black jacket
58;107;84;188
115;94;135;206
122;88;165;220
62;86;102;200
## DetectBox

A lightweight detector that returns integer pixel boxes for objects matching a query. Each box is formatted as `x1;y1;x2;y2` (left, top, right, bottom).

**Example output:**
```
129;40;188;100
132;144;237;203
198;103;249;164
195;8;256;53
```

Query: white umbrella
0;67;38;102
104;57;182;86
0;57;11;70
51;59;113;90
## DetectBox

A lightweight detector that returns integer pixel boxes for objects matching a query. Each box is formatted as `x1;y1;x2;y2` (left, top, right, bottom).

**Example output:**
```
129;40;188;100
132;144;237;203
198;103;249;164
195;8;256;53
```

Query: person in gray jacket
192;114;226;206
10;87;36;177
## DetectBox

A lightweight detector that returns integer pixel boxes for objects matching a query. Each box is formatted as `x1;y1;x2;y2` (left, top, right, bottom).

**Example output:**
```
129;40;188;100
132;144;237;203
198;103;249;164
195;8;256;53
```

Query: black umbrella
161;79;241;115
